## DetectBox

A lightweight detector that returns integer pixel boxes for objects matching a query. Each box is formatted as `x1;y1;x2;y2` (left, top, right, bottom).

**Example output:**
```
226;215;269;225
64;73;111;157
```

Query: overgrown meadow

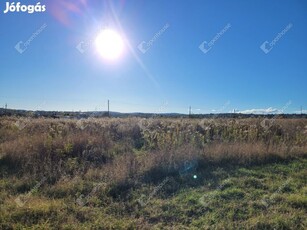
0;117;306;229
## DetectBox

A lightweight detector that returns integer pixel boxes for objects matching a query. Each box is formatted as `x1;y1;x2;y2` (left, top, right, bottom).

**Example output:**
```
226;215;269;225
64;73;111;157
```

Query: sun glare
95;29;124;60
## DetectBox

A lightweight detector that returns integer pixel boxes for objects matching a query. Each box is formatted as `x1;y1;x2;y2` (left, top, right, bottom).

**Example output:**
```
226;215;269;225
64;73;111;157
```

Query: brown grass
0;117;306;185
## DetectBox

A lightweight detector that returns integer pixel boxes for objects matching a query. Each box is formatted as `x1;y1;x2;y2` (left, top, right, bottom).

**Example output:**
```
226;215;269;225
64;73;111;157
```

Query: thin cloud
239;107;279;114
293;110;307;114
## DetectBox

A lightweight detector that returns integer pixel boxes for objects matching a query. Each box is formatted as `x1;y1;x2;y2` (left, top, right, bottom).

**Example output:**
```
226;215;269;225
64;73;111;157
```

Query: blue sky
0;0;306;114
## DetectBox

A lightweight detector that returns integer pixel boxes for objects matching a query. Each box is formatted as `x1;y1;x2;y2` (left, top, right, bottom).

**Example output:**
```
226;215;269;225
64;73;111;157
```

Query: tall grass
0;117;306;185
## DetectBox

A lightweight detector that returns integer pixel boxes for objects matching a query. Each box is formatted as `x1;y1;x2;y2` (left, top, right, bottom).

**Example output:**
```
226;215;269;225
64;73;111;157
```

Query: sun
95;29;124;60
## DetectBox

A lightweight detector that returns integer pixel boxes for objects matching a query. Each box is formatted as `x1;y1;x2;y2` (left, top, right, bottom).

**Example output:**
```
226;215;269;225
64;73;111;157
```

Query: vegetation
0;117;306;229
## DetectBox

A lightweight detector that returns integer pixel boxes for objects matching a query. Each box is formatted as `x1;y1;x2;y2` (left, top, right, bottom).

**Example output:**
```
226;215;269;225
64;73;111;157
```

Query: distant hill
0;108;306;119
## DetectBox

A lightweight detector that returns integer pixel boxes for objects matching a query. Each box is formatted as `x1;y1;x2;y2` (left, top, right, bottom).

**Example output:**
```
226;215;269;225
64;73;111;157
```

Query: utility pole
5;103;7;109
189;106;191;117
301;106;303;115
108;100;110;117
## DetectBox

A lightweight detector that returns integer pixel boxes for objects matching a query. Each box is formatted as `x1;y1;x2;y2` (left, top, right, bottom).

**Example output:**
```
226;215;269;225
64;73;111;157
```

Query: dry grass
0;116;306;229
0;117;306;184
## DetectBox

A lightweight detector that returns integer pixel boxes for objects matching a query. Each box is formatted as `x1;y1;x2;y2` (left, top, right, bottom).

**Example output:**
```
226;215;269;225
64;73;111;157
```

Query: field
0;116;306;229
